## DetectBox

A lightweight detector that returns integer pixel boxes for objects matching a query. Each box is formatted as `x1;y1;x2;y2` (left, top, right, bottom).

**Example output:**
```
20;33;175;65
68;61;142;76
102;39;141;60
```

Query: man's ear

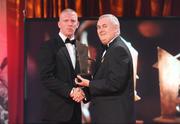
76;21;80;29
58;21;61;28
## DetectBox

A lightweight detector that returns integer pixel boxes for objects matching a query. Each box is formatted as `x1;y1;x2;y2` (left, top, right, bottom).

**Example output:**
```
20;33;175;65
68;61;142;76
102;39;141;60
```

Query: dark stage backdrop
24;18;180;123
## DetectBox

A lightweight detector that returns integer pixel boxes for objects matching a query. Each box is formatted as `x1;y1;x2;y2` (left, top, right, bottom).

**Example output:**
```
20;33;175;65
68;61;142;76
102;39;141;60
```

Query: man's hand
75;75;90;87
70;87;85;103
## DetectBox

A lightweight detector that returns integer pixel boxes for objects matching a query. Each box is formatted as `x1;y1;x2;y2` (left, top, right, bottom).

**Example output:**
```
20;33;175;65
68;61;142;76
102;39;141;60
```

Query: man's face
97;17;117;45
58;12;79;38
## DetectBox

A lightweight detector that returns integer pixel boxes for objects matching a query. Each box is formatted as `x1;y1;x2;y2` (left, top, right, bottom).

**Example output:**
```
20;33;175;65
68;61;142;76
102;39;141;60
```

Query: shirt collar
107;35;118;47
59;32;75;43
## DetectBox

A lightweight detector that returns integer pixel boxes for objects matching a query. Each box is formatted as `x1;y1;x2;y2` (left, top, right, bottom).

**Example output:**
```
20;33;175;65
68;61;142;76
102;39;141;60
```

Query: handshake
69;75;90;103
70;87;85;103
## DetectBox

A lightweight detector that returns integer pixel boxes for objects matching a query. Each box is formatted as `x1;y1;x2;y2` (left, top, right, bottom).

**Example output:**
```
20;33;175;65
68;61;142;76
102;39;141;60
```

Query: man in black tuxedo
39;9;85;124
76;14;135;123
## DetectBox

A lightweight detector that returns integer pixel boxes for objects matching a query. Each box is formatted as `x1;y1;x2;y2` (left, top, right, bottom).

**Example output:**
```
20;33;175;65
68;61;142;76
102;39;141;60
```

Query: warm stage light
154;47;180;123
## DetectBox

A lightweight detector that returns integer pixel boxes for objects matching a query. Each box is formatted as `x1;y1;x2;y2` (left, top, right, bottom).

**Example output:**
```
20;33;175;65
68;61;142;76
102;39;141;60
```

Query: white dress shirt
59;32;76;69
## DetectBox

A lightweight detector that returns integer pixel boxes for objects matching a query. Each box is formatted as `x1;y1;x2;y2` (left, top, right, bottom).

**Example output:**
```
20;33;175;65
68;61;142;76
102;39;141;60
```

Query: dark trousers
41;106;82;124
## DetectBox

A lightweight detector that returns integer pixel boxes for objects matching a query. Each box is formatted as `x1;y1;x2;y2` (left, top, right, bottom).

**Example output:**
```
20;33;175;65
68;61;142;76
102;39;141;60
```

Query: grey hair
99;14;120;35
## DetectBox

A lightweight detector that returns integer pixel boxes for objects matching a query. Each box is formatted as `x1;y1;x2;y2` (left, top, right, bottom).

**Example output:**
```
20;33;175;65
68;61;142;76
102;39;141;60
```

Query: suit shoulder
111;44;126;53
115;40;130;53
108;45;130;62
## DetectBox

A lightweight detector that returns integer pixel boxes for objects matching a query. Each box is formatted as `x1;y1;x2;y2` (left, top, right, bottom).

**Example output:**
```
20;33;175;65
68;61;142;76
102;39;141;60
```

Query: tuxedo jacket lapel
107;36;132;60
56;36;76;72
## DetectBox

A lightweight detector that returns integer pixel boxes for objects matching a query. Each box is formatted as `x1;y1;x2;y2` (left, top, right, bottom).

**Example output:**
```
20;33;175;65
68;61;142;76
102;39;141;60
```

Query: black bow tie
102;44;109;50
65;38;76;45
102;41;114;50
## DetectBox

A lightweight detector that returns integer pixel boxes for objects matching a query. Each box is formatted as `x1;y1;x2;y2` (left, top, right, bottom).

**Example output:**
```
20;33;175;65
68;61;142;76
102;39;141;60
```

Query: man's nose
98;28;103;33
99;29;104;34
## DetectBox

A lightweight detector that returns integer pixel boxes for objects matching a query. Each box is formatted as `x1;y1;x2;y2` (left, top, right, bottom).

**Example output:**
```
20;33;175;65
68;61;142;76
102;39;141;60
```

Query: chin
67;34;73;37
101;42;107;45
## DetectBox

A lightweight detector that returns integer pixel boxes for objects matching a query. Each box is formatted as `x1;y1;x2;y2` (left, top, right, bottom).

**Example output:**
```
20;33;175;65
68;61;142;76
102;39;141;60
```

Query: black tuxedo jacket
38;35;81;122
89;36;135;123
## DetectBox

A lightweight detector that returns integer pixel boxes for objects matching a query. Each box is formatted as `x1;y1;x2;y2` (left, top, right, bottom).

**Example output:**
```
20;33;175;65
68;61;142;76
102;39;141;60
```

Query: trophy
76;40;93;81
153;47;180;123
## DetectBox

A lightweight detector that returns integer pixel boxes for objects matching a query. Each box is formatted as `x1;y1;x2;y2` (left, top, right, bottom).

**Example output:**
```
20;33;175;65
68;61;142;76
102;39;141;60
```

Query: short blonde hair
59;8;78;21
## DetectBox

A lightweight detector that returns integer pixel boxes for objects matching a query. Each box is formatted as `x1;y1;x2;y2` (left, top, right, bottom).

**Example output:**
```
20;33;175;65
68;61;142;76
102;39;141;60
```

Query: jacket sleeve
38;42;73;99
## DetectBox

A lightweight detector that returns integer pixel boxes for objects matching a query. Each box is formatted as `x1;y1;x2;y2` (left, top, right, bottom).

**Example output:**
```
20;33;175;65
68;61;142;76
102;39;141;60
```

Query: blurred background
1;0;180;124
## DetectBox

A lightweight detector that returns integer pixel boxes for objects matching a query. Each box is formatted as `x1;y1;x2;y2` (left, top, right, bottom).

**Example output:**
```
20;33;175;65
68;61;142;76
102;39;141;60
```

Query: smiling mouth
101;33;105;35
100;34;106;37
